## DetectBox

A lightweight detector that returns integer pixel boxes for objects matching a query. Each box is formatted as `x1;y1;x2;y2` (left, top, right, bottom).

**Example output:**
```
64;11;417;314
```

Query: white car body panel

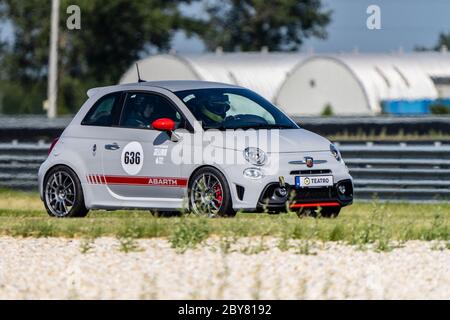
39;81;353;212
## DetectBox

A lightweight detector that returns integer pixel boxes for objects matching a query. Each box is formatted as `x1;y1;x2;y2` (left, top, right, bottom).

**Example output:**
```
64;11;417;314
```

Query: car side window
81;92;122;127
119;92;184;130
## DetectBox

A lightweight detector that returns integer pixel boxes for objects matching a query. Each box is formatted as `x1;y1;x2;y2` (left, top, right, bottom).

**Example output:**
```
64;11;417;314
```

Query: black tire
43;165;89;218
188;167;236;217
319;206;341;218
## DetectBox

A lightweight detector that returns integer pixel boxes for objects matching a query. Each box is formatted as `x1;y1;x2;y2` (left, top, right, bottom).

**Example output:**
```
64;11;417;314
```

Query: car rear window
81;92;122;127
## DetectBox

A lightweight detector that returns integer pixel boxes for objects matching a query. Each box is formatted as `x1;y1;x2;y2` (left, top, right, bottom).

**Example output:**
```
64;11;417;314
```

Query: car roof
87;80;242;97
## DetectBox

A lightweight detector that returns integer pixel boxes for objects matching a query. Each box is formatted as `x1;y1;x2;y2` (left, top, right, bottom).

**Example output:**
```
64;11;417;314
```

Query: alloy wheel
44;171;76;217
190;173;224;217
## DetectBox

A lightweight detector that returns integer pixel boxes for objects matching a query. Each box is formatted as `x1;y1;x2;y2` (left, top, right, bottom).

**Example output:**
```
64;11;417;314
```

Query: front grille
293;187;336;201
290;169;332;175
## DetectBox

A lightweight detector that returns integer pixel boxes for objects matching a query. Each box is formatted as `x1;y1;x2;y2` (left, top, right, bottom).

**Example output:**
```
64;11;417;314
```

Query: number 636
124;151;141;165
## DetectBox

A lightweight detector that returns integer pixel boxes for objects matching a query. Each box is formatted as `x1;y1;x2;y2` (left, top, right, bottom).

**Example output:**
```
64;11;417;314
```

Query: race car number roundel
121;141;144;175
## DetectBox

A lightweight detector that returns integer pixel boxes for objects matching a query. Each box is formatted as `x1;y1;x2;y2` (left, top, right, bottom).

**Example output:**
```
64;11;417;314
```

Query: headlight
243;147;266;166
330;144;342;161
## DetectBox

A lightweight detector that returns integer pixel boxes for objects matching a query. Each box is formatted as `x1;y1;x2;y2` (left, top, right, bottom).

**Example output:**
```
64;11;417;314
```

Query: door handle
105;143;120;150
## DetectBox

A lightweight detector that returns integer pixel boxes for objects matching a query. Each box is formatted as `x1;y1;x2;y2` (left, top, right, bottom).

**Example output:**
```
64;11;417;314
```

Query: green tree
200;0;331;52
0;0;200;114
321;104;333;116
415;32;450;51
429;103;450;115
434;32;450;51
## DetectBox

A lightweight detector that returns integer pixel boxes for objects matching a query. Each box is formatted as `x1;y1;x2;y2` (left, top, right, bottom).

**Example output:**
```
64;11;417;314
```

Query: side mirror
152;118;175;131
151;118;181;142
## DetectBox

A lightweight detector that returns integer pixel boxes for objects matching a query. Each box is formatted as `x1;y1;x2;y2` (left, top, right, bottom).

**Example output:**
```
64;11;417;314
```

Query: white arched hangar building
120;52;308;105
120;52;450;115
275;52;450;115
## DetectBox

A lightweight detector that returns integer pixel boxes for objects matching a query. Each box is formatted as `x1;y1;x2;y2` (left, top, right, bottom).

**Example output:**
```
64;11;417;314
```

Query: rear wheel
43;166;89;218
188;167;236;217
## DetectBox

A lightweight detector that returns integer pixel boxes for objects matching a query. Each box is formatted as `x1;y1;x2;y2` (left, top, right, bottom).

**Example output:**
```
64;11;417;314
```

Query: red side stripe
104;175;188;187
86;174;188;187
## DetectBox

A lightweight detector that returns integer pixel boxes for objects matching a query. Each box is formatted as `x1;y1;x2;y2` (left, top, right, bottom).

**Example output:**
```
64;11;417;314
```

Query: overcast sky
1;0;450;54
172;0;450;53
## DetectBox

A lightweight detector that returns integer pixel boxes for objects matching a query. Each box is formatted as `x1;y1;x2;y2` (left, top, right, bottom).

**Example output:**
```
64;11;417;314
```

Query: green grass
0;189;448;249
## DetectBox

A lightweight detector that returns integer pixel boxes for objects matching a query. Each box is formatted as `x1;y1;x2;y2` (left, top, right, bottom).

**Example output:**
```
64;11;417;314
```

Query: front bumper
256;179;353;211
222;150;353;211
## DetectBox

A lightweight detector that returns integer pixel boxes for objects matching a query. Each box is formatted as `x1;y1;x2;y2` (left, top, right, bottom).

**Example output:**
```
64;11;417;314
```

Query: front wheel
188;167;236;217
43;165;89;218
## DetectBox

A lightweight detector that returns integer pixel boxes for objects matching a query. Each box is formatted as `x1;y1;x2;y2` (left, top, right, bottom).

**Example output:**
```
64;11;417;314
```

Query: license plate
295;175;333;188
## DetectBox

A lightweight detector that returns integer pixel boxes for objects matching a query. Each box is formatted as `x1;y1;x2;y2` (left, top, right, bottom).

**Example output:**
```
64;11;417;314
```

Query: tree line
0;0;331;114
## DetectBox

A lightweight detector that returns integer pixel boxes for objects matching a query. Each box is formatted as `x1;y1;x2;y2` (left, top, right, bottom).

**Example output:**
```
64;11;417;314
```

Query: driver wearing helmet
197;94;231;127
124;95;155;128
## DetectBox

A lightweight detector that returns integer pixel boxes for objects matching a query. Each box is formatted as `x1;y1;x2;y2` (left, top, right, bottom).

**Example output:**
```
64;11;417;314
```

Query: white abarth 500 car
38;81;353;218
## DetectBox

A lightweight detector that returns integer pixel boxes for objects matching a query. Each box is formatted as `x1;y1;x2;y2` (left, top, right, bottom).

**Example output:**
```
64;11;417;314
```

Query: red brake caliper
214;185;223;206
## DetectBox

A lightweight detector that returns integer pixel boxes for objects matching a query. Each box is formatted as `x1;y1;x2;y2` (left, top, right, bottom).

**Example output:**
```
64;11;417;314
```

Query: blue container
382;99;450;115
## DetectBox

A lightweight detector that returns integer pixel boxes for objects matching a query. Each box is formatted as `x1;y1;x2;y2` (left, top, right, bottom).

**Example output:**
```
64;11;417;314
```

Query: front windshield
174;88;299;130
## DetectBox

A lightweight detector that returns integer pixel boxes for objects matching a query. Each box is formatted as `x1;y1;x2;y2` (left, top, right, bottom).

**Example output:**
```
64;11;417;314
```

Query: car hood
203;128;331;153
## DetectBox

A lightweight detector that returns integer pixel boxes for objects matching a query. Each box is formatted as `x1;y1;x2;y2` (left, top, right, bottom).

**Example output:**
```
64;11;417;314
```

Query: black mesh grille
293;187;335;201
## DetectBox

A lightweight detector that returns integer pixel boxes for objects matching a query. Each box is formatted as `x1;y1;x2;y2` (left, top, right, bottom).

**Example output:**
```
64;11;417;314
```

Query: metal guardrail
0;141;47;188
0;140;449;202
336;141;450;202
1;116;450;142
